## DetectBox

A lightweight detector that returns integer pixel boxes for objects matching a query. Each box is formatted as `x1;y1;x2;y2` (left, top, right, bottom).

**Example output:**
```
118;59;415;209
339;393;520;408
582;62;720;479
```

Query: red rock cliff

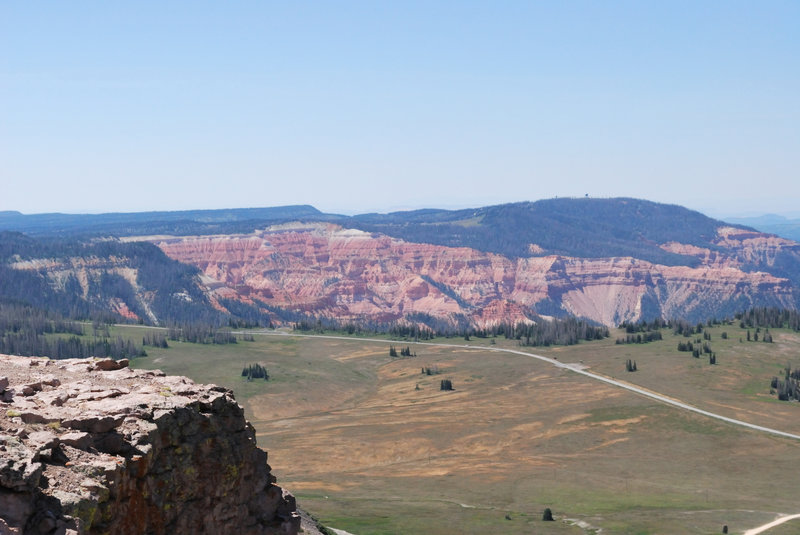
149;223;797;327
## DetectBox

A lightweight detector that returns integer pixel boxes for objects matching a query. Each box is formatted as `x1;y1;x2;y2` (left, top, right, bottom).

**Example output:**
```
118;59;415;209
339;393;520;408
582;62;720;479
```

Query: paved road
253;330;800;441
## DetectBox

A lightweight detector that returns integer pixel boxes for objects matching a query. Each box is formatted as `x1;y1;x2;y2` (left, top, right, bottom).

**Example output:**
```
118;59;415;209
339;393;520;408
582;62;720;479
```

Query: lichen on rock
0;355;299;535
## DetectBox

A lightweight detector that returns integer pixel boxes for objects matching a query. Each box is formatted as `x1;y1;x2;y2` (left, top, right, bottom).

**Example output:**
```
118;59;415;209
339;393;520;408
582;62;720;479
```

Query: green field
124;324;800;535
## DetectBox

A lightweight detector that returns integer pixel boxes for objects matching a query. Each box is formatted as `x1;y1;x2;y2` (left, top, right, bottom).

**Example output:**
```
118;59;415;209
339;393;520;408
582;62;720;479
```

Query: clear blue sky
1;1;798;217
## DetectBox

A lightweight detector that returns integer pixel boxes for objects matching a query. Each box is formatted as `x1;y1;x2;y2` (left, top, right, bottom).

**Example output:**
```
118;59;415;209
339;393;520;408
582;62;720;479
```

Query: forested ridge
348;198;736;266
0;231;223;325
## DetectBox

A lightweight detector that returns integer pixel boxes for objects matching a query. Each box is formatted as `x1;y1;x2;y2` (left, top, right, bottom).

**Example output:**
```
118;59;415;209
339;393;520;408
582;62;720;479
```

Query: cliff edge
0;355;300;535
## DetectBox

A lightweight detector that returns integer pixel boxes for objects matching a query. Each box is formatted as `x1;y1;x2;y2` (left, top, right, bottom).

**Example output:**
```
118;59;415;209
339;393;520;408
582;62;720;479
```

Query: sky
1;1;798;218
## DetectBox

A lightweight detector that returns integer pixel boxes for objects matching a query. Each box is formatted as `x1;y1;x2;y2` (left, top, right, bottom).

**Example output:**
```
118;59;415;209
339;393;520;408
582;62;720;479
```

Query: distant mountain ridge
1;198;799;327
0;205;330;236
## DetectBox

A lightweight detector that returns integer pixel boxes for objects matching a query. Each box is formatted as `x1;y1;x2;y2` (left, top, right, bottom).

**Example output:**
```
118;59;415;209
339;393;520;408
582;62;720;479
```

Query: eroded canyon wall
150;223;799;327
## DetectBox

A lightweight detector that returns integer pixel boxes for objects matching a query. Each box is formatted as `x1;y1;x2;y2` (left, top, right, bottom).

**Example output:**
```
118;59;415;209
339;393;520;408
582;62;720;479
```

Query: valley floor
128;324;800;534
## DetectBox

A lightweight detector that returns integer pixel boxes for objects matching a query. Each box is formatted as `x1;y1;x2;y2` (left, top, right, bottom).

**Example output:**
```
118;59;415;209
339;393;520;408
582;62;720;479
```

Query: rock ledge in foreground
0;355;299;535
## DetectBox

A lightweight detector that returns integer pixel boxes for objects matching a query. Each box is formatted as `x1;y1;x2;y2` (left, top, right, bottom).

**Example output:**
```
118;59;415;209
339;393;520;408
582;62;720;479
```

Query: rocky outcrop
0;355;299;535
149;223;798;327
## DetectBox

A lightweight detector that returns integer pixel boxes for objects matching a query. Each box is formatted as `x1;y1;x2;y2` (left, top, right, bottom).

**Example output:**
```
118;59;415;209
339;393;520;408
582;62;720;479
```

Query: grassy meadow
122;323;800;535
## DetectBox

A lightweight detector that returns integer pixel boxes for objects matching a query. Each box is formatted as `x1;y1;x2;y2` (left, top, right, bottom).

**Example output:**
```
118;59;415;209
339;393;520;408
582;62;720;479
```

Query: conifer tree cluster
440;379;454;391
616;331;662;344
745;327;773;343
167;324;237;344
676;331;718;363
771;365;800;401
142;332;169;348
500;318;609;347
625;359;637;372
389;345;416;357
242;363;269;381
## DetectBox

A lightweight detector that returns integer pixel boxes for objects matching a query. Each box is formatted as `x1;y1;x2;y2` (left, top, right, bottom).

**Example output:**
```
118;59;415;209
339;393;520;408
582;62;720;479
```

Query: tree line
0;302;84;337
0;331;145;360
294;313;609;348
616;331;662;345
738;307;800;331
0;302;145;359
166;324;238;344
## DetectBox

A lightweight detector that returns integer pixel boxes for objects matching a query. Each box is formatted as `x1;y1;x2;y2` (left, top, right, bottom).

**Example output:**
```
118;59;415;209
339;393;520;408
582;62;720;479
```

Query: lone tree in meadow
542;508;554;521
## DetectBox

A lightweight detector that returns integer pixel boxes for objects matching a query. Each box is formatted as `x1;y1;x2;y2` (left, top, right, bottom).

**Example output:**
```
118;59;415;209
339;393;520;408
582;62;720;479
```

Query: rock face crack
0;355;300;535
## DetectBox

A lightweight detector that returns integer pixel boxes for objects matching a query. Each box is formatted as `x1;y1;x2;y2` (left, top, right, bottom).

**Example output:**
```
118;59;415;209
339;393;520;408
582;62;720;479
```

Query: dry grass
129;326;800;534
